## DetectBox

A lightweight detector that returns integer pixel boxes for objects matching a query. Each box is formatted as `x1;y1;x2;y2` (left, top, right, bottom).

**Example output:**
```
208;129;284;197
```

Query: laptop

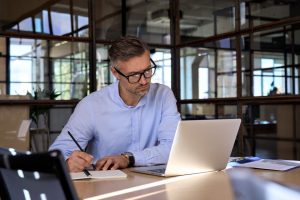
130;119;241;177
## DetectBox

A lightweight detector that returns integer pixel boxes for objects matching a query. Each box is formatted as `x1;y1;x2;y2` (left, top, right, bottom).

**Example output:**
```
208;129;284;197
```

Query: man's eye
145;69;152;73
131;73;140;77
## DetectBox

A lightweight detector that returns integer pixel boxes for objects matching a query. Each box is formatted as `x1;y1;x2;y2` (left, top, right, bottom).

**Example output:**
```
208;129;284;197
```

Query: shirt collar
112;81;148;108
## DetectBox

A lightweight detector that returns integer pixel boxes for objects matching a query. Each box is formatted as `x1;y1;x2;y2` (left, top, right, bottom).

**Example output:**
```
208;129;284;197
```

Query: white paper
17;120;31;138
70;170;127;180
236;159;300;171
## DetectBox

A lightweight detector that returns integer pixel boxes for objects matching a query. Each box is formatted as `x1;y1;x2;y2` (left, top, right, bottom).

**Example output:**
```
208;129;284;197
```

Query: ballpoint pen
83;168;91;177
67;131;96;174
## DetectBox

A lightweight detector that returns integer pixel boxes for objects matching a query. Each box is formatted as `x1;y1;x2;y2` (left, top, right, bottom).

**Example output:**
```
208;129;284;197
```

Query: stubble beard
130;83;150;97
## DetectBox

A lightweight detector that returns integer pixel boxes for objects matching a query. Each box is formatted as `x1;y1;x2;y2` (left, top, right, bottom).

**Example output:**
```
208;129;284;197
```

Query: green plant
26;88;61;126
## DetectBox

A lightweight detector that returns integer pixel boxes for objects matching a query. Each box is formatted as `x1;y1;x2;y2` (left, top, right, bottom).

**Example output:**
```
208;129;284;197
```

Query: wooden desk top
74;168;300;200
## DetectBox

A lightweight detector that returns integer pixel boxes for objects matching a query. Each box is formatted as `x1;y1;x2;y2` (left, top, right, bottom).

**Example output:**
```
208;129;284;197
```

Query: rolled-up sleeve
132;86;180;166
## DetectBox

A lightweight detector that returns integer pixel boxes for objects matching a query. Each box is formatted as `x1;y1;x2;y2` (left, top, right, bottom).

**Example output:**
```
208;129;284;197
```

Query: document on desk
70;170;127;180
233;158;300;171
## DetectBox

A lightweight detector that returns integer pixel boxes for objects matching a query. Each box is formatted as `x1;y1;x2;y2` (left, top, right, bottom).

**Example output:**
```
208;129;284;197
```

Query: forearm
132;142;172;166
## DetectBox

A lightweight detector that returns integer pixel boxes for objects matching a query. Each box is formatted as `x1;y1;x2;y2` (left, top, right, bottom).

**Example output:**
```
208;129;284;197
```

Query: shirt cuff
131;151;147;166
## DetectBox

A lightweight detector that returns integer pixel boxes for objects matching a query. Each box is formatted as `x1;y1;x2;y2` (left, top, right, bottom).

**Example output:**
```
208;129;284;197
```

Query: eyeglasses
114;59;157;84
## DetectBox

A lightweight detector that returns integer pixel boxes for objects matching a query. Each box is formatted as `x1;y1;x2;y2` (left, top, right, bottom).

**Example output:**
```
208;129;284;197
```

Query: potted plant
26;88;61;128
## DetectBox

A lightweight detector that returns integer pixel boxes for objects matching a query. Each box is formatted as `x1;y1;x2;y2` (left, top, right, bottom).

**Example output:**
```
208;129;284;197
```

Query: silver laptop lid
165;119;241;176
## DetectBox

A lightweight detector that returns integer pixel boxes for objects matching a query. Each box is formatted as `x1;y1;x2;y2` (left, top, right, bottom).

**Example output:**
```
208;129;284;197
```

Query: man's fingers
67;157;85;172
74;151;94;164
95;159;106;170
96;157;114;170
67;150;94;172
110;162;120;170
102;159;113;170
95;155;127;170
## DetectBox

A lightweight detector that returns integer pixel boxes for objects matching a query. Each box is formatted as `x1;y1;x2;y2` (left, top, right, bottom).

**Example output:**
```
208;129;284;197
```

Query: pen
68;131;84;151
67;131;96;172
83;168;91;177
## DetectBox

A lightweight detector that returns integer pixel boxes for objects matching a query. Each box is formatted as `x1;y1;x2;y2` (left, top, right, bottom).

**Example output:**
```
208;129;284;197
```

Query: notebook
130;119;241;177
70;170;127;180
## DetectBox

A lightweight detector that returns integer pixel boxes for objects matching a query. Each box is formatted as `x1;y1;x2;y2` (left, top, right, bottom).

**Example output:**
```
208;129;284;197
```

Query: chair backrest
0;148;78;200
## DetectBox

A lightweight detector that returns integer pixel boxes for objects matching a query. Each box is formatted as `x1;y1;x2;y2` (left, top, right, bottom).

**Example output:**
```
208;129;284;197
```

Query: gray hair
108;36;149;65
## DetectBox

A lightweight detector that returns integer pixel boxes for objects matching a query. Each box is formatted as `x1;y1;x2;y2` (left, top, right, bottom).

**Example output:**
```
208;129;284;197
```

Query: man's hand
95;155;129;170
67;150;94;172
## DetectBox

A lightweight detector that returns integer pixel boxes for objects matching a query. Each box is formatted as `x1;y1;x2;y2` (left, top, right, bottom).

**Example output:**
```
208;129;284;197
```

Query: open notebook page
70;170;127;180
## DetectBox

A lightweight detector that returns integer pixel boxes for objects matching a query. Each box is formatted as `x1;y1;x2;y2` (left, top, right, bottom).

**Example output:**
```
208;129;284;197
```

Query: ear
111;66;120;80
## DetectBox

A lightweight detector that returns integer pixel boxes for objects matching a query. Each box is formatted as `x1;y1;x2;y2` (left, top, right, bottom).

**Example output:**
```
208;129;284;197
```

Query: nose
139;73;148;85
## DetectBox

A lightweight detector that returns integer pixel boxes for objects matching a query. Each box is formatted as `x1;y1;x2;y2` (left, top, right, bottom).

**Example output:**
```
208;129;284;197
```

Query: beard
134;83;150;97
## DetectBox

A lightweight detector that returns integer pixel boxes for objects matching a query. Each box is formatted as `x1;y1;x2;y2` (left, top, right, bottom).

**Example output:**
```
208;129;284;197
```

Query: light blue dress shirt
49;81;180;166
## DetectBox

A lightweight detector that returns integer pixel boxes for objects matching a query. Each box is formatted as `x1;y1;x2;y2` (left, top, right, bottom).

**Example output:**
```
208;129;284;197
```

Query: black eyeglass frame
113;58;157;84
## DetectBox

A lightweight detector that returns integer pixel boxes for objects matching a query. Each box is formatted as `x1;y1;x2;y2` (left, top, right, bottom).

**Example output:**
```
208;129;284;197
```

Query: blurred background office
0;0;299;159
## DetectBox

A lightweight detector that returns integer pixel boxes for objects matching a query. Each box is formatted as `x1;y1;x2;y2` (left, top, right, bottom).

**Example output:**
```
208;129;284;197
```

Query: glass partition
8;38;89;100
217;49;237;98
151;48;172;88
73;0;89;37
9;38;44;95
241;36;251;96
50;41;89;99
180;37;236;100
0;37;6;95
96;44;111;90
19;18;33;32
181;103;215;120
95;0;122;40
0;0;89;38
0;1;47;34
240;26;300;97
179;0;236;43
126;0;170;44
0;55;5;95
180;47;215;99
292;29;300;95
253;51;285;96
50;0;72;36
217;105;237;119
241;0;300;29
243;104;300;159
181;103;237;119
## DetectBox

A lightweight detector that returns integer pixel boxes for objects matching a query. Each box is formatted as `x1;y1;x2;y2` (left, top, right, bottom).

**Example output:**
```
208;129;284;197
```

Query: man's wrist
121;152;135;167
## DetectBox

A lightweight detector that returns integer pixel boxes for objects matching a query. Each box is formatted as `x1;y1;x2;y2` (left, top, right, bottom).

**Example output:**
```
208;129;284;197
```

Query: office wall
0;95;30;151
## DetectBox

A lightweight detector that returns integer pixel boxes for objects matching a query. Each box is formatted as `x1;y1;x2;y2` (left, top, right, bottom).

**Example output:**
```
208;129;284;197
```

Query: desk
74;168;300;200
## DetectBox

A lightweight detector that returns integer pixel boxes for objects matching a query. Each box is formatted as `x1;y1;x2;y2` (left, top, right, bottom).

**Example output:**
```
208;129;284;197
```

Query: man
49;36;180;172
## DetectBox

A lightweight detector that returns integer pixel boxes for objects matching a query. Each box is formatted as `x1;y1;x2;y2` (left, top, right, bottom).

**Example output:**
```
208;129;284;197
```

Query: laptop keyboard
148;168;166;174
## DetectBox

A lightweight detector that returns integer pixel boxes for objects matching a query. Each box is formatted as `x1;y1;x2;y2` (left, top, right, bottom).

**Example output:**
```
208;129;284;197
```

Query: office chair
0;148;79;200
